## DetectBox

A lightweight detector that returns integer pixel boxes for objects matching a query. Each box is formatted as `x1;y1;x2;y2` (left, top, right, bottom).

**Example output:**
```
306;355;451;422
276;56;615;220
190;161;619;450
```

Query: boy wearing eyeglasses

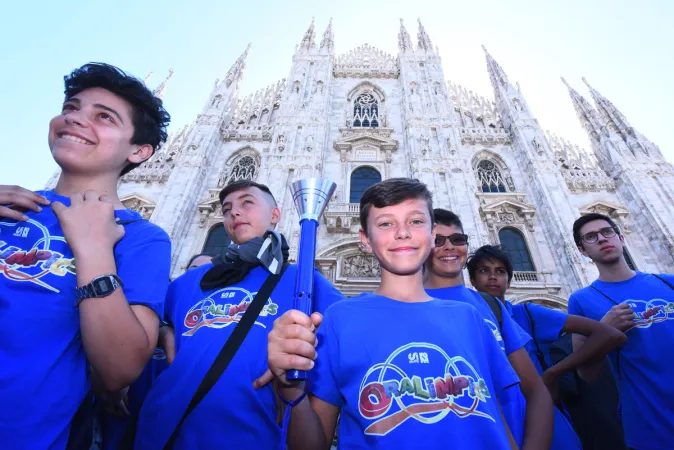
569;213;674;450
424;209;553;450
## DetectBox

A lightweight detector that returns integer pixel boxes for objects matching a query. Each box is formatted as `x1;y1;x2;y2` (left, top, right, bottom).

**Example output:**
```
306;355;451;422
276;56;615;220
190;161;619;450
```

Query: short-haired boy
569;213;674;450
467;244;625;450
267;178;520;449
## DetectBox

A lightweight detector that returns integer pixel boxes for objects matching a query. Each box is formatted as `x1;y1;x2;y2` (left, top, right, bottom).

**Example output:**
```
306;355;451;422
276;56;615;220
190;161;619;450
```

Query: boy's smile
49;87;146;175
360;198;434;276
428;223;467;278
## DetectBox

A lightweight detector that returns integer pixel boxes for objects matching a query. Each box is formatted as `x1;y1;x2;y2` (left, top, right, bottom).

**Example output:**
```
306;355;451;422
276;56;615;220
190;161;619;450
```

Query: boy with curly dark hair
0;62;172;449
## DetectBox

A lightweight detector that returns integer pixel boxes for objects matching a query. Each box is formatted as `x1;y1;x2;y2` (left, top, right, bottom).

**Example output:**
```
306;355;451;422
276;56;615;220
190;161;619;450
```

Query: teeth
60;134;92;145
440;257;458;261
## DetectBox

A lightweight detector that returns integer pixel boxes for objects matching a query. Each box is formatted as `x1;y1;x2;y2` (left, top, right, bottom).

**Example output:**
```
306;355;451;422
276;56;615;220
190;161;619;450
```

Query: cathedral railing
512;271;539;283
326;203;360;213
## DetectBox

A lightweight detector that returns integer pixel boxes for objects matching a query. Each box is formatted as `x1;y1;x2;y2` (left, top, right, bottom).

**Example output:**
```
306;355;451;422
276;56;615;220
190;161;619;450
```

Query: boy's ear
359;228;372;253
128;144;154;165
577;243;589;258
270;207;281;226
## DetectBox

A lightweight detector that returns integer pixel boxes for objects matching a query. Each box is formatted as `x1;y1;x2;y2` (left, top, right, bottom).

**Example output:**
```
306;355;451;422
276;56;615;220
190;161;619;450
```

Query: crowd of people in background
1;62;672;450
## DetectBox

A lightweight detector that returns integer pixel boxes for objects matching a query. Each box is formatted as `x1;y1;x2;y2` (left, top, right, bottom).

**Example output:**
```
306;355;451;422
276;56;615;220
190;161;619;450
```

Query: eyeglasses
580;227;618;244
435;233;469;248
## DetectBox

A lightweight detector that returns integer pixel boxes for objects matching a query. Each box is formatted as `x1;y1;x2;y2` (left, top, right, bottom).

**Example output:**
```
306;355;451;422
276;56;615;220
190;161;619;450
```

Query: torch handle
286;219;319;383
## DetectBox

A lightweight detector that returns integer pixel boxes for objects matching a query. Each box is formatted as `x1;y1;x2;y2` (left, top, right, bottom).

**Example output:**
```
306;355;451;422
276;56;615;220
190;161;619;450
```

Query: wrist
276;383;305;402
72;243;115;259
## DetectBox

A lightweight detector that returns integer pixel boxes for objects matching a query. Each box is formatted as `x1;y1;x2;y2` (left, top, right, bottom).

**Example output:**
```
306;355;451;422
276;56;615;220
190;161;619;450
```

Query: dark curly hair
63;62;171;176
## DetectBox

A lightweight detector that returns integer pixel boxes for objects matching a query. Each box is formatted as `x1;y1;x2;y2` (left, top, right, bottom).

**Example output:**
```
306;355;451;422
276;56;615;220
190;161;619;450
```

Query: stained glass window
350;167;382;203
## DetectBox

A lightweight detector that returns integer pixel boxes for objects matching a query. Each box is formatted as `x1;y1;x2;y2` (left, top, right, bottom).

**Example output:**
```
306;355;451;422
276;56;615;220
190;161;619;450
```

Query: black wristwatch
74;274;123;306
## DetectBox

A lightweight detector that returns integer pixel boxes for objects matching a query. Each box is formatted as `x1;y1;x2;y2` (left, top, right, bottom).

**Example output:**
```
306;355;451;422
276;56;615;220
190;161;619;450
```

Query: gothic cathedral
51;19;674;306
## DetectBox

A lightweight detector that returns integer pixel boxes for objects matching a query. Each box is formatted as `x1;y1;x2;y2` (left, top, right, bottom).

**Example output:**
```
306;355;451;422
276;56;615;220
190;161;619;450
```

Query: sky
2;0;672;190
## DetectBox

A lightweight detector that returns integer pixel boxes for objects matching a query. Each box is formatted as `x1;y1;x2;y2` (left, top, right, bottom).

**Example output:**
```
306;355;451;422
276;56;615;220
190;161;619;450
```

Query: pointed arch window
499;228;535;272
202;223;231;256
477;160;508;193
353;93;379;128
226;154;259;185
350;167;382;203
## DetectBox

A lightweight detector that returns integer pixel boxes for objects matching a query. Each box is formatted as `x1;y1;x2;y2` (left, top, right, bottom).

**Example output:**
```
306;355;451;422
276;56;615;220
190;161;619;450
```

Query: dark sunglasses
435;233;469;247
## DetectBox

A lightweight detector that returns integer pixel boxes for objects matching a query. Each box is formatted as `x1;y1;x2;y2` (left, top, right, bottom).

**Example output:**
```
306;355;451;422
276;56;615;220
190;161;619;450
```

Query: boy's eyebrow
373;209;428;219
64;97;125;124
93;104;124;124
222;192;256;209
236;193;255;201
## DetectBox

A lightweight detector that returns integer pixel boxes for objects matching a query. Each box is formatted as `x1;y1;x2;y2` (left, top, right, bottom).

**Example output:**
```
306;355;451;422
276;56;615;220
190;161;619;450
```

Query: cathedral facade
51;19;674;305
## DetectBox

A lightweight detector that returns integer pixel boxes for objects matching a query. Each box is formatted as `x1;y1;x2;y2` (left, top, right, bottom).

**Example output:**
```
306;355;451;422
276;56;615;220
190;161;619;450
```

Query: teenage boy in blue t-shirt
0;63;172;450
267;178;520;450
99;253;212;450
133;180;344;449
467;244;626;450
422;209;552;450
569;213;674;450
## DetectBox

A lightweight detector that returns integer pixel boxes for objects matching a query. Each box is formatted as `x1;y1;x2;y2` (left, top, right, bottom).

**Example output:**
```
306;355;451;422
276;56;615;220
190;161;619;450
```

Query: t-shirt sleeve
313;270;346;315
309;307;342;407
115;224;171;319
499;301;532;355
477;309;520;393
528;303;568;345
567;293;585;317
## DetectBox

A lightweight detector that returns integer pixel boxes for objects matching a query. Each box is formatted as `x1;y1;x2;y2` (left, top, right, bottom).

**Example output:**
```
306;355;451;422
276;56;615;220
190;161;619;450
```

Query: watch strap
75;274;123;306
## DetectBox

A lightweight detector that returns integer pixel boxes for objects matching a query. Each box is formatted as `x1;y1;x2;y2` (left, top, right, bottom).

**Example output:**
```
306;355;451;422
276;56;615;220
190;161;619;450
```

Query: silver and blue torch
285;178;337;382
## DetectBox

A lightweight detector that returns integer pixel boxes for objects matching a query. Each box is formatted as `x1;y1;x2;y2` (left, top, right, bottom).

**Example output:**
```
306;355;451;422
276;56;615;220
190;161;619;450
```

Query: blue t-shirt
102;348;169;450
310;294;519;449
425;285;531;447
134;263;344;449
0;190;170;450
506;301;581;450
569;272;674;450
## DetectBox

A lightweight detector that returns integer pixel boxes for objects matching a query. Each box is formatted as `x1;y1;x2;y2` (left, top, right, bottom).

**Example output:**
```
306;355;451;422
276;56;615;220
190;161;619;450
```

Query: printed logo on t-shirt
483;319;504;350
623;299;674;329
358;342;495;436
0;219;75;293
182;286;279;336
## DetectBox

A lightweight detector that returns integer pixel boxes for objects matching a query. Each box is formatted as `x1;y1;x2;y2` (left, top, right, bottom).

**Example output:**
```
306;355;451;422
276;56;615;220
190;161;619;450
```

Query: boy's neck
375;270;432;303
54;172;124;209
424;270;463;290
596;258;636;283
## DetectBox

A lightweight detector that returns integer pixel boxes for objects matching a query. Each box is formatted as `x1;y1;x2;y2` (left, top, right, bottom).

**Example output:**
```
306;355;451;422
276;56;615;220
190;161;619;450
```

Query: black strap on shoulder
162;262;288;450
478;292;503;330
523;303;549;371
118;263;289;450
653;274;674;291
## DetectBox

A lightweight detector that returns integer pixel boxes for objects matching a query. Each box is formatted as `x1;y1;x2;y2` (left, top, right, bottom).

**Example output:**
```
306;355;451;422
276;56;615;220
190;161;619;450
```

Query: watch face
94;277;112;295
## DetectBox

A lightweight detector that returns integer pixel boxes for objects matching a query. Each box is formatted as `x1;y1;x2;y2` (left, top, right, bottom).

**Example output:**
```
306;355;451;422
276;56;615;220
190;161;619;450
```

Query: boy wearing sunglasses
569;213;674;450
424;209;553;450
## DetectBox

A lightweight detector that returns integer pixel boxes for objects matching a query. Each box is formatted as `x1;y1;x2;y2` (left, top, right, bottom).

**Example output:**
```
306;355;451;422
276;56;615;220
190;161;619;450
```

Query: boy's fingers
4;194;43;213
253;369;275;389
278;310;313;329
0;205;28;221
51;201;67;217
310;312;323;330
0;186;50;205
279;339;317;360
277;324;317;344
